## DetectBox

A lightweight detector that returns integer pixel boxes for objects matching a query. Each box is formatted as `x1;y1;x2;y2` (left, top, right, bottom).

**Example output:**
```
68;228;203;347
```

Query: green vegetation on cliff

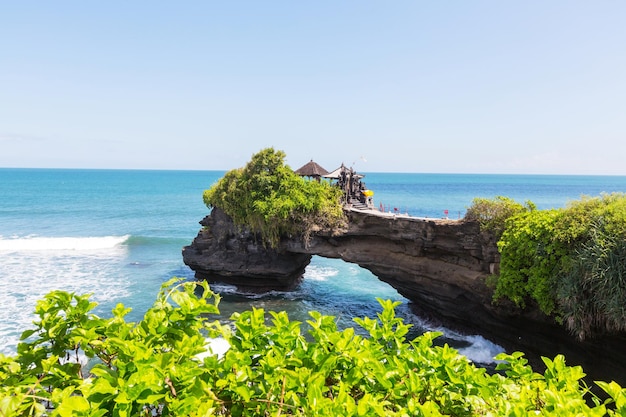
467;193;626;340
203;148;345;248
3;279;626;416
464;196;534;238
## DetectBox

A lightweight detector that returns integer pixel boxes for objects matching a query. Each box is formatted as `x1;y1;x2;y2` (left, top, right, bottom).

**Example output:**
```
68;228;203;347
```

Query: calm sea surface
2;168;626;362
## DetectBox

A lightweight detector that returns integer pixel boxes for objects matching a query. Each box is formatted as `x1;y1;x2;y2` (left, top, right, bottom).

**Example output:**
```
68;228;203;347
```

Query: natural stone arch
183;207;498;322
182;207;626;384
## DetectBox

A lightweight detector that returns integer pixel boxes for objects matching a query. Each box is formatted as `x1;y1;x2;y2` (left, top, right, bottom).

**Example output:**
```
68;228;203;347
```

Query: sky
1;2;625;175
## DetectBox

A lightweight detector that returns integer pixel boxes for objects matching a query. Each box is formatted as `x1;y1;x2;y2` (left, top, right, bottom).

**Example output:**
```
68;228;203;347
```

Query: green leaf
56;396;90;416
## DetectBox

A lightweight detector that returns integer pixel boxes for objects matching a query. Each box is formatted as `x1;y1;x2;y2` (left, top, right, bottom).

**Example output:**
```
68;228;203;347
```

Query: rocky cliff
182;207;312;290
183;207;626;384
182;207;497;299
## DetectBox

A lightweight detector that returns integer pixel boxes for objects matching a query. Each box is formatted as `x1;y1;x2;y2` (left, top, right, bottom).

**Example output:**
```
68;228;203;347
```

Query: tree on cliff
203;148;346;248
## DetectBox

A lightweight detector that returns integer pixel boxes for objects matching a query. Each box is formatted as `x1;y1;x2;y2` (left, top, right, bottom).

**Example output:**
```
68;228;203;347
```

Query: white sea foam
435;329;504;364
0;235;130;252
304;265;339;282
456;334;505;365
0;237;132;355
208;283;243;295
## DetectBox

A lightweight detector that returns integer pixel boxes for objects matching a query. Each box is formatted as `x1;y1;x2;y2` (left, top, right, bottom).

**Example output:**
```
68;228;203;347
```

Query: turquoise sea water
2;168;626;362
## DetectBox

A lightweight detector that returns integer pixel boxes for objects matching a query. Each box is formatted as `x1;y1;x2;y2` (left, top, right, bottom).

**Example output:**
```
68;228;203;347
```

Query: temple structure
294;161;374;209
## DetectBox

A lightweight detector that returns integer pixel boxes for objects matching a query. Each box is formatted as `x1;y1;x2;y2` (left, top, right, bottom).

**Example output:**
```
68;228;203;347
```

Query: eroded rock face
283;210;500;327
183;207;626;384
183;208;497;295
184;207;513;337
182;208;312;290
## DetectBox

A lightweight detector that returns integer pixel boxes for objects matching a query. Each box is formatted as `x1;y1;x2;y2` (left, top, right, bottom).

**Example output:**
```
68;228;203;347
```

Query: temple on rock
294;160;375;210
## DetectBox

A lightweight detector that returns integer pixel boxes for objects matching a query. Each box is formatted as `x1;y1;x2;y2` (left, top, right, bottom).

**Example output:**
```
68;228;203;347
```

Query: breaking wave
0;235;130;252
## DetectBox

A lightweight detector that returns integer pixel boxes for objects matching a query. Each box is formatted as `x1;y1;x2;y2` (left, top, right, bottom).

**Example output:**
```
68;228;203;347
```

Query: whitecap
442;332;504;364
0;235;130;252
304;265;339;282
456;336;505;365
0;237;133;355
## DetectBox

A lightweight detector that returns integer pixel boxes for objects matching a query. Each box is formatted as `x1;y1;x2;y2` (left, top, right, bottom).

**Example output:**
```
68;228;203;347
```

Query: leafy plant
0;278;223;417
203;148;346;248
559;221;626;340
464;196;533;238
555;193;626;245
491;193;626;339
495;209;566;314
2;280;626;416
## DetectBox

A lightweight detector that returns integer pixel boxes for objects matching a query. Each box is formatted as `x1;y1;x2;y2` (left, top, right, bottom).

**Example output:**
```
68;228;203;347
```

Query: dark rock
182;208;311;290
183;207;626;384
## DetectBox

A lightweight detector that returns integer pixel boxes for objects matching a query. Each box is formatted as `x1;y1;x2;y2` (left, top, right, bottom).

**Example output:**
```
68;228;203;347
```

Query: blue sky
1;2;625;174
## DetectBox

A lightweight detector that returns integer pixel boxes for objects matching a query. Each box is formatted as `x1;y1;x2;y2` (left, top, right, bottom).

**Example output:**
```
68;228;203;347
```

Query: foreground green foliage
2;279;626;416
470;194;626;339
203;148;346;248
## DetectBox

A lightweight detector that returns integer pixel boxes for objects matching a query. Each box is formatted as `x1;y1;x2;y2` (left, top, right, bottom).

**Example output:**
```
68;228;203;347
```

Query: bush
559;221;626;340
0;278;222;416
464;196;534;238
495;209;566;314
492;193;626;339
555;193;626;244
2;279;625;416
203;148;345;248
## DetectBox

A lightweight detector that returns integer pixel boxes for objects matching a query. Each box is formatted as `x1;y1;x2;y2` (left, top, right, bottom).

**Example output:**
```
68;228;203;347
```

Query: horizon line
2;166;626;177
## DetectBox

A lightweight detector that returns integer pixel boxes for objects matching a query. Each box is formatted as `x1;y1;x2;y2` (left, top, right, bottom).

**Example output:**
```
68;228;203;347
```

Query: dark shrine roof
294;160;330;177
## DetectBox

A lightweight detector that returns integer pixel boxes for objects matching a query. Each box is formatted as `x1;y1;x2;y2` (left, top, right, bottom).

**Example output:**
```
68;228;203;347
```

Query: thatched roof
294;160;329;177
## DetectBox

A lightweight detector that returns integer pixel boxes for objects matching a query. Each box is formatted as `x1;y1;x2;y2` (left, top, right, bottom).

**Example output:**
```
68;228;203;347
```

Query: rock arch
182;206;507;332
182;207;626;384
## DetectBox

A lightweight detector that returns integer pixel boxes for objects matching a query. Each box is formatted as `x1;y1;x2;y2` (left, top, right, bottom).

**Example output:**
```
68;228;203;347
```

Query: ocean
2;168;626;364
